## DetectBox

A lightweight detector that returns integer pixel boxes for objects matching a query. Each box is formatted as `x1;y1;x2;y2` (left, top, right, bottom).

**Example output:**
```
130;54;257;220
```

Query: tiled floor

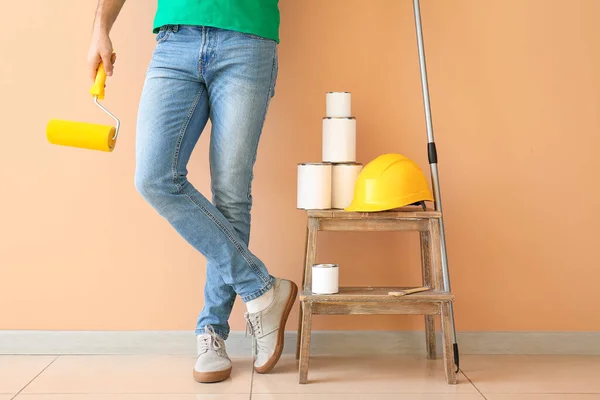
1;354;600;399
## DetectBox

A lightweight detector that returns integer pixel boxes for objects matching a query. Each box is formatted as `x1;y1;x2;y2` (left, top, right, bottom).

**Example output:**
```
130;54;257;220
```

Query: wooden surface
299;302;313;384
296;223;309;360
441;302;458;384
425;314;437;360
303;217;319;292
319;218;429;232
421;231;437;360
388;287;431;296
296;209;456;384
312;301;441;315
297;217;319;360
306;209;442;219
300;287;454;302
428;219;444;290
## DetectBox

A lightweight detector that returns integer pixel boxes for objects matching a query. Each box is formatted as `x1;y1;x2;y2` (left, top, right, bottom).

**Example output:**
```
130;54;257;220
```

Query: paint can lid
313;263;339;268
298;162;333;166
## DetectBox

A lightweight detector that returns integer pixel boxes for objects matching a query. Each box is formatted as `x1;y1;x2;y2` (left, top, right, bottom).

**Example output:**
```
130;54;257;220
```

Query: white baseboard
1;331;598;355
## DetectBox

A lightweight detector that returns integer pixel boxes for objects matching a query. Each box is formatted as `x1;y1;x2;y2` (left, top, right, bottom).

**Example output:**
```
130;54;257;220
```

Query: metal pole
413;0;459;371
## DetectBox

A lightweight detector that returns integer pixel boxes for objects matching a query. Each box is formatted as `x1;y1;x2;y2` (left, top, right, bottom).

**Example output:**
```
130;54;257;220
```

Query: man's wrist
93;23;110;36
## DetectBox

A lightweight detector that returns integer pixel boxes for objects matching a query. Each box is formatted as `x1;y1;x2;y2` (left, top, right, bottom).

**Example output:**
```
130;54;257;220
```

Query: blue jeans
135;26;278;339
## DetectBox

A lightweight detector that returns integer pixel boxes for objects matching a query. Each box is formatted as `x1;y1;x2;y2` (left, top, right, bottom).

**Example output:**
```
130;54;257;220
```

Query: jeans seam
242;279;275;302
199;26;207;75
245;45;278;208
196;327;228;340
181;190;271;286
205;28;218;70
172;87;204;193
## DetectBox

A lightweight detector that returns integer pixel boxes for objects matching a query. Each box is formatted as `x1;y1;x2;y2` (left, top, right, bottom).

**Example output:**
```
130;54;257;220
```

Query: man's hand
88;30;117;81
88;0;126;80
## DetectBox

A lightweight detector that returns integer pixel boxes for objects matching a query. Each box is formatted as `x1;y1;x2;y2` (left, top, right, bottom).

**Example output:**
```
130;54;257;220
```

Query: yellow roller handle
90;63;108;100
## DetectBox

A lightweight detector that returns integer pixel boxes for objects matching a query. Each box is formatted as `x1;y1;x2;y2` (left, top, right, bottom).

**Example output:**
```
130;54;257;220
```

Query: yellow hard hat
345;154;434;212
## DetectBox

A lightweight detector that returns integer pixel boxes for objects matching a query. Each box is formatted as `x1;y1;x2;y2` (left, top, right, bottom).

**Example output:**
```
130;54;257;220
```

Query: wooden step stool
295;209;457;384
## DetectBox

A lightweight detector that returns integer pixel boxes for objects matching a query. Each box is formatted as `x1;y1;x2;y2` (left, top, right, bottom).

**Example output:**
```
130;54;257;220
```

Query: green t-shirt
153;0;280;42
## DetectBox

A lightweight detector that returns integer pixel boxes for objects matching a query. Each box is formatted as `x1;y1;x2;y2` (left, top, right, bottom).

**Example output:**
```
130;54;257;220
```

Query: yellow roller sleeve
46;120;116;152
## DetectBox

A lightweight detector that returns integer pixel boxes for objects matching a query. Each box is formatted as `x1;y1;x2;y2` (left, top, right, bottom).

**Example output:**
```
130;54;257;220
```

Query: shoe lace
198;325;222;354
244;313;265;356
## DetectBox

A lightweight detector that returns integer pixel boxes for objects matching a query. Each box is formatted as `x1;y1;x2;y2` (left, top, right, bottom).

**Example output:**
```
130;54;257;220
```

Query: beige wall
1;0;599;332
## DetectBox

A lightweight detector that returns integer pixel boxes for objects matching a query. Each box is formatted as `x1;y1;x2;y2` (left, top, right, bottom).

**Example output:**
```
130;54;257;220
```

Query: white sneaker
193;325;232;383
244;278;298;373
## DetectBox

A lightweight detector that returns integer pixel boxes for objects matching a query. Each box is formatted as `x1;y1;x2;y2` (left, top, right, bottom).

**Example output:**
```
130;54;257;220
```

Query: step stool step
300;287;454;302
306;208;442;220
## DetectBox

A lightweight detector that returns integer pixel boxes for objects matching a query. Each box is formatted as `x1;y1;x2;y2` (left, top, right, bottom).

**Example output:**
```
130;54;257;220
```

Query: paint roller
46;63;120;152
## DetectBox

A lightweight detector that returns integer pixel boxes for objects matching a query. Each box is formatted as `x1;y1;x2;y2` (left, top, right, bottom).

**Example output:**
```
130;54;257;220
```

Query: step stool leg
425;315;436;360
296;218;318;360
299;301;313;384
441;302;458;384
296;224;308;360
295;309;303;360
420;231;436;360
428;219;444;290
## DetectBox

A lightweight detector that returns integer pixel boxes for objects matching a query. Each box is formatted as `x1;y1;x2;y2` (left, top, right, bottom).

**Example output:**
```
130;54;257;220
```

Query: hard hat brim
345;190;434;212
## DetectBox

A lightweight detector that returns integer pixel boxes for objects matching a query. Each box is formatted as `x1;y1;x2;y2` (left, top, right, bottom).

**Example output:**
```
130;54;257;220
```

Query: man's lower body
135;25;297;382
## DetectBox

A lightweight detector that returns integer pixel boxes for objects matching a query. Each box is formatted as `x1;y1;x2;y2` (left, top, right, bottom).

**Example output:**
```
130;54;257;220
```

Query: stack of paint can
297;92;363;210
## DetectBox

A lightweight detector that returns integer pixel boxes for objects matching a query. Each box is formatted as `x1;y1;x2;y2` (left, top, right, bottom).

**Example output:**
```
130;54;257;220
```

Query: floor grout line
249;366;254;400
460;368;488;400
248;336;257;400
11;392;600;396
248;393;492;396
8;394;253;396
10;355;59;400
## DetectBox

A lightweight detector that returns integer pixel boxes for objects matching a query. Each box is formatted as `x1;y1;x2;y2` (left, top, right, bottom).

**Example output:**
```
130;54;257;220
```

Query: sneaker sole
255;280;299;374
193;367;232;383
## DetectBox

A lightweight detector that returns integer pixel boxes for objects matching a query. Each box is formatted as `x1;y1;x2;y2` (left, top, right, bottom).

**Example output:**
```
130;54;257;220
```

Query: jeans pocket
155;27;172;43
240;31;275;43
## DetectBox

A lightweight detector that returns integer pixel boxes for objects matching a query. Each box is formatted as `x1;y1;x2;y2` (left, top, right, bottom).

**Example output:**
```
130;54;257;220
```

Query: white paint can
326;92;352;118
322;117;356;163
297;163;332;210
312;263;339;294
332;163;363;209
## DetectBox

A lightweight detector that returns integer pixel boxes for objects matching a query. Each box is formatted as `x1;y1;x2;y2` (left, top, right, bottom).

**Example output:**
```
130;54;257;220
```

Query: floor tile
486;396;600;400
21;355;252;394
251;355;476;394
462;355;600;394
15;395;247;399
253;395;484;400
0;356;56;395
